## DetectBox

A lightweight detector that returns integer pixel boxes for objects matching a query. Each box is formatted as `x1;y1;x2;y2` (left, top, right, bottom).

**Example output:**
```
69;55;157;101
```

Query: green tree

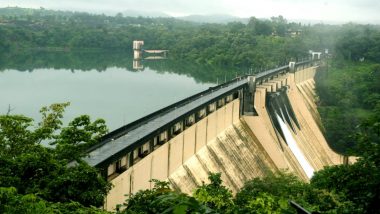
52;115;108;161
236;172;355;213
119;179;212;214
193;172;234;212
0;103;111;210
311;111;380;213
0;187;110;214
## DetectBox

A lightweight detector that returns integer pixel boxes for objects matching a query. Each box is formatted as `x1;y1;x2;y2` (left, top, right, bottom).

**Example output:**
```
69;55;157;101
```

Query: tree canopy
0;7;314;69
0;103;111;213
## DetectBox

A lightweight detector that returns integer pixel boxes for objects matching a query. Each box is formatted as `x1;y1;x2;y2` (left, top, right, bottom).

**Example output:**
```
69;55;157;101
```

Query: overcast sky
1;0;379;24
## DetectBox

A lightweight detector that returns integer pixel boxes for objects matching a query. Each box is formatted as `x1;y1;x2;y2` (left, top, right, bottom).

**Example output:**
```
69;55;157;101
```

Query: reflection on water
0;67;215;130
133;59;144;70
0;51;248;130
0;50;244;83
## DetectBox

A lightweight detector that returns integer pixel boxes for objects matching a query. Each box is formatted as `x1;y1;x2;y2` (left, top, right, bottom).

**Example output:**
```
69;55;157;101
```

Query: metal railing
84;59;315;167
289;201;312;214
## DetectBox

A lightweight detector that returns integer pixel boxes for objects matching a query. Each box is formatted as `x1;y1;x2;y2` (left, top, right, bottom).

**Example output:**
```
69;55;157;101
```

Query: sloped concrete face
168;121;279;195
286;70;342;166
104;66;343;211
168;66;342;194
104;99;240;211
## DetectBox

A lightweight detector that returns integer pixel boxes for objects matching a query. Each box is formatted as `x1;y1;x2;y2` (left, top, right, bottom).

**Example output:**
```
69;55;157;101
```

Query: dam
83;57;344;210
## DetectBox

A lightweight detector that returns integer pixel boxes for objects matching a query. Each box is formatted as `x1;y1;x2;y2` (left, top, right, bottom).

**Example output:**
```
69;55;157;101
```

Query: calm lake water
0;51;241;130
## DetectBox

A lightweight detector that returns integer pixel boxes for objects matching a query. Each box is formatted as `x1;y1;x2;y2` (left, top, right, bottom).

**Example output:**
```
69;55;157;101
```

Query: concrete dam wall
103;65;342;210
105;99;241;209
168;66;342;195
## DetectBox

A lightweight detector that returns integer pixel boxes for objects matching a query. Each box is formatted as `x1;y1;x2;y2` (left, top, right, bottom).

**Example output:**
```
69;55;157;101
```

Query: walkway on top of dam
84;76;248;167
83;60;312;168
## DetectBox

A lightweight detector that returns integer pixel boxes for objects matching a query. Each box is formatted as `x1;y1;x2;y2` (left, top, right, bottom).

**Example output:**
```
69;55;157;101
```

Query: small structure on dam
83;55;346;210
133;40;168;70
133;40;144;59
309;50;322;60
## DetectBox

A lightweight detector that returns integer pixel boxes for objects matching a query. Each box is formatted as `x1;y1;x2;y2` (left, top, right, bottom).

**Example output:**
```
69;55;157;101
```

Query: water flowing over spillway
276;114;314;178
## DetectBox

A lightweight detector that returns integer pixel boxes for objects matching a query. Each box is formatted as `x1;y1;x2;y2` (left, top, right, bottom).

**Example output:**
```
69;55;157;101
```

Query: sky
0;0;379;24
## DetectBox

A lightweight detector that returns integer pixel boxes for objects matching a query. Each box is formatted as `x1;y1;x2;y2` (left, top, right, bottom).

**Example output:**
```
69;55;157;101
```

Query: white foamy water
276;114;314;178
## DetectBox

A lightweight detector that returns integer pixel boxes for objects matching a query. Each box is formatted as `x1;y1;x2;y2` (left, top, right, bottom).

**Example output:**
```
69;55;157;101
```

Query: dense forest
315;26;380;154
1;7;380;214
0;7;323;68
1;7;379;68
1;8;379;68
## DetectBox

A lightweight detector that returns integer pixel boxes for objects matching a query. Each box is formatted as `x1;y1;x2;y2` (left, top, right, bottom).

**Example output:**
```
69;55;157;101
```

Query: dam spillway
167;65;342;197
82;60;344;210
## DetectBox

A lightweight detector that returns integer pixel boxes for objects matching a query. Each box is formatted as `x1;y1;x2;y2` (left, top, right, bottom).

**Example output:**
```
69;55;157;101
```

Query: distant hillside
0;7;249;24
0;7;36;16
0;7;170;19
0;7;86;17
122;9;170;18
178;14;249;24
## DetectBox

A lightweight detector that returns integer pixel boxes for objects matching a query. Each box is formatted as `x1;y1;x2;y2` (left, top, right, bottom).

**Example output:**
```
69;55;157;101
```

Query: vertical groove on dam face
205;142;242;192
297;80;324;130
169;121;279;195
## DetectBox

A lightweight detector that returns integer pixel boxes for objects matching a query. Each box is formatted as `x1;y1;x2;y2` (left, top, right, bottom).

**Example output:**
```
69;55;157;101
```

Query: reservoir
0;51;241;130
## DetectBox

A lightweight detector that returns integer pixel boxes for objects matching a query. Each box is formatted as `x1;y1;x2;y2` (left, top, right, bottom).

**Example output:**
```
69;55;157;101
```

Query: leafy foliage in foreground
118;179;212;214
0;187;109;214
193;173;234;212
118;172;356;214
0;103;111;212
237;173;356;213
